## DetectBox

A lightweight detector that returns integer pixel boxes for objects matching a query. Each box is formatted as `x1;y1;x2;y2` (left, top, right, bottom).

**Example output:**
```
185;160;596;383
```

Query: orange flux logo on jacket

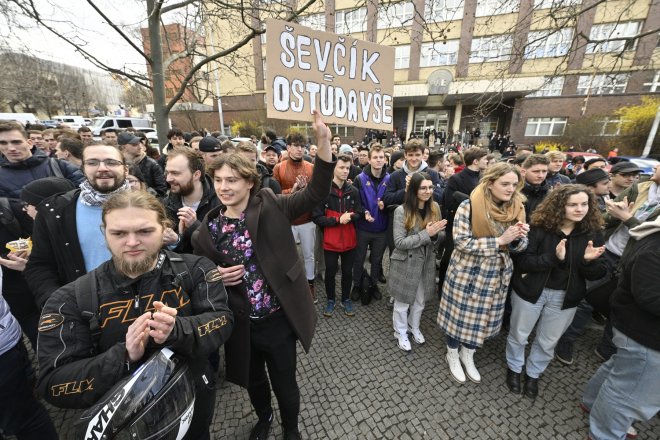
99;288;190;329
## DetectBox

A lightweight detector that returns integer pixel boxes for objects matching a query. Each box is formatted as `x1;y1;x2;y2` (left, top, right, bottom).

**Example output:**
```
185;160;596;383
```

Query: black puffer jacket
257;162;281;194
136;154;168;197
522;181;550;222
511;226;608;309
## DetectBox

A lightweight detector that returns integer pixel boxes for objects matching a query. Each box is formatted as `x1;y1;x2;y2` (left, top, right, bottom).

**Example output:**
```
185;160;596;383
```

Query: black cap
576;168;610;186
390;151;404;167
117;132;142;146
610;161;641;175
584;157;607;169
198;136;221;152
21;177;76;207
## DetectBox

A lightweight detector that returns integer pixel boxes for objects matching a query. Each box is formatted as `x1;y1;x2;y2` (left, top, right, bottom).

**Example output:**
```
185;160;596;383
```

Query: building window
329;124;355;138
599;117;622;136
525;117;567;136
642;71;660;92
420;40;459;67
299;13;326;31
475;0;519;17
527;76;565;97
335;8;367;34
525;29;573;59
586;21;641;54
377;2;414;29
533;0;581;9
470;35;513;62
395;45;411;69
577;74;629;95
425;0;464;23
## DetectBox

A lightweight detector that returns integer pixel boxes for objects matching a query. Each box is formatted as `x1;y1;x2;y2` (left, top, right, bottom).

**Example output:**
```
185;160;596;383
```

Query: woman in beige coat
437;163;529;384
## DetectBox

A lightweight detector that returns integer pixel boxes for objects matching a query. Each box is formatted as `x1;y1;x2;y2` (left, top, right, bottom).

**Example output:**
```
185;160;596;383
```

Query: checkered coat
437;200;527;347
387;204;443;305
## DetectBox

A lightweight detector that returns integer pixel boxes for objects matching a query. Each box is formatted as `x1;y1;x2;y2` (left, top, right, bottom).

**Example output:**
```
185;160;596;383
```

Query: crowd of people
0;116;658;440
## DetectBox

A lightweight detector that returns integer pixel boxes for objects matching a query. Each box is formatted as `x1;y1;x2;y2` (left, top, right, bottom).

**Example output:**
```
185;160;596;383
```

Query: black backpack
75;251;193;352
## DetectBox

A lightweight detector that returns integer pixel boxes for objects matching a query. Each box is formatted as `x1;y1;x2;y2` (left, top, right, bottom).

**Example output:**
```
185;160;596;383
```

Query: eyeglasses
83;159;125;168
0;140;26;146
418;186;434;192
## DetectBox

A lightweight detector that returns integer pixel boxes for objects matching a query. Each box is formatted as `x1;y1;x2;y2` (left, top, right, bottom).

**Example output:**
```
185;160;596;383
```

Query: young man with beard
192;111;332;440
164;148;219;253
37;191;233;439
313;155;364;317
24;143;132;308
273;132;317;301
521;154;550;222
351;143;390;303
119;131;167;197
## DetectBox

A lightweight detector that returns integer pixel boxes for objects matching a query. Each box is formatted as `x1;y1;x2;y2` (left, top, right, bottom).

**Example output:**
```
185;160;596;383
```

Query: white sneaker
446;347;466;383
394;331;411;352
459;347;481;383
408;327;425;344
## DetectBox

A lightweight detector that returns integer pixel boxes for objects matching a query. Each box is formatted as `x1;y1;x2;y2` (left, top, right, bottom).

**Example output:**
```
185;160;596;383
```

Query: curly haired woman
506;184;608;398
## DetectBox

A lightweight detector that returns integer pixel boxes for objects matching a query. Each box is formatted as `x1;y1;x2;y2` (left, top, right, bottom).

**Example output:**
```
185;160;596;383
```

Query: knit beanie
390;151;404;167
21;177;76;206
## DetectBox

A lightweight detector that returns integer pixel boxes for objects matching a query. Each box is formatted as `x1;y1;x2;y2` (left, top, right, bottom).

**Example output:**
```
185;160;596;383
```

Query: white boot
459;347;481;383
446;347;466;383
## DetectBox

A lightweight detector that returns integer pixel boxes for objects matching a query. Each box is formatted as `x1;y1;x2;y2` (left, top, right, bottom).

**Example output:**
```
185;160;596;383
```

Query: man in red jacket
312;155;365;317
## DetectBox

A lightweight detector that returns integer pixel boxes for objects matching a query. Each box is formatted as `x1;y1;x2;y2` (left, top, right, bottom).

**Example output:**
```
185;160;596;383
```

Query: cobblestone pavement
39;271;660;440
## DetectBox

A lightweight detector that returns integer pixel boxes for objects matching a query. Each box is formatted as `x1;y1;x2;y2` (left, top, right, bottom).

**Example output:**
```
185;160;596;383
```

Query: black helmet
75;348;195;440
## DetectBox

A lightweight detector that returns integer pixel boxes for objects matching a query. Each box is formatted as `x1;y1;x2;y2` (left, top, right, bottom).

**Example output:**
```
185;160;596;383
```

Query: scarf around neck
469;184;525;239
79;179;131;207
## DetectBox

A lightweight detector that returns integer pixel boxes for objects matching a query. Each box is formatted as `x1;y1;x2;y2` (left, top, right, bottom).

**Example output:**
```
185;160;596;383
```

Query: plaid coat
437;200;527;347
387;204;443;305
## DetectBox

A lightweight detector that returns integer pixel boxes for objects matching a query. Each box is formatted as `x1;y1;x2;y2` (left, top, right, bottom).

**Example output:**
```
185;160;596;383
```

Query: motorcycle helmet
75;348;195;440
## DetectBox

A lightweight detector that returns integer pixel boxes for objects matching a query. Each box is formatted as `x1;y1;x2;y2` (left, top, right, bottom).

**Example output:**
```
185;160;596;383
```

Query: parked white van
53;115;86;129
0;113;38;126
89;117;153;137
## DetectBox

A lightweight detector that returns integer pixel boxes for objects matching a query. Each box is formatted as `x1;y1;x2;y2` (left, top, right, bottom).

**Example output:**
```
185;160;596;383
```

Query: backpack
75;250;193;353
48;158;64;178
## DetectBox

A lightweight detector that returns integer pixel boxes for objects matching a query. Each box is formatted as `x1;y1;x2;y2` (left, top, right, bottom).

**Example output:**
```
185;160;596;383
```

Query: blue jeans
446;336;476;350
582;329;660;440
506;289;577;378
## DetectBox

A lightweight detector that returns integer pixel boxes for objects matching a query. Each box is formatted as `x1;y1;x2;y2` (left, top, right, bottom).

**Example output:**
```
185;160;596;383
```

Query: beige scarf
469;184;525;239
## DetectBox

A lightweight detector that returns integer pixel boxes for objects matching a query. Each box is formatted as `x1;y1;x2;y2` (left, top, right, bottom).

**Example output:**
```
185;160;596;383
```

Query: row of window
527;70;660;97
524;116;624;137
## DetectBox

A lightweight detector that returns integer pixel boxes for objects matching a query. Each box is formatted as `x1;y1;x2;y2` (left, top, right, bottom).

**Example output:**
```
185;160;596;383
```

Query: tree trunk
146;0;169;148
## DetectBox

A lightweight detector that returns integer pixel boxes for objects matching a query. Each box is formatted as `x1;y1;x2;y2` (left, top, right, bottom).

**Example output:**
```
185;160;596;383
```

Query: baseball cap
610;161;641;175
198;136;221;152
576;168;610;186
117;132;142;146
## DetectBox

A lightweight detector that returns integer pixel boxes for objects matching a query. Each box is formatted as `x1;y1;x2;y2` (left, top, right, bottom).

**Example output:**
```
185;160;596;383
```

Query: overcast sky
9;0;150;73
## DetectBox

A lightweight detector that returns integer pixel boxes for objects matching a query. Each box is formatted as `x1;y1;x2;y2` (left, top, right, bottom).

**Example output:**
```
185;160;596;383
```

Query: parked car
39;120;59;129
563;152;608;170
53;115;86;129
609;156;660;176
89;117;153;137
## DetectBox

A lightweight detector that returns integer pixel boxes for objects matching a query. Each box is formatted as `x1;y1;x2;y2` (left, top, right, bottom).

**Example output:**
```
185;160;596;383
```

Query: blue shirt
76;199;111;272
0;271;21;355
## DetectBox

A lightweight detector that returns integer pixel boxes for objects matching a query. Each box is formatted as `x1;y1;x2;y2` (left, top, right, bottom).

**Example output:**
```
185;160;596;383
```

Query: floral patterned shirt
208;210;280;319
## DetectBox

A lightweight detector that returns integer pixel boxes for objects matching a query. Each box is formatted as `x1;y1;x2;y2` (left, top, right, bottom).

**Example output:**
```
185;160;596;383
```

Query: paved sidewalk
41;278;660;439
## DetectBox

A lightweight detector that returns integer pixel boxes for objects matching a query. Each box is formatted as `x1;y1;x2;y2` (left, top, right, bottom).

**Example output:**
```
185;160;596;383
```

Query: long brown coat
192;158;334;387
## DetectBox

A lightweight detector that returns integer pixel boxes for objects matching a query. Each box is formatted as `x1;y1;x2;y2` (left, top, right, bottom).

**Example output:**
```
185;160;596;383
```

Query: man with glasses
24;143;132;308
0;121;84;198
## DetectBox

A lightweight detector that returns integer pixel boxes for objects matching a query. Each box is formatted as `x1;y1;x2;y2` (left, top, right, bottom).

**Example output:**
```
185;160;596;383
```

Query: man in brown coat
192;111;332;440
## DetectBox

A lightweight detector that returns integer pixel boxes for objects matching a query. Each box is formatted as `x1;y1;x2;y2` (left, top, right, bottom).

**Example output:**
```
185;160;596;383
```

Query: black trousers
352;230;387;287
0;341;57;440
248;311;299;430
324;248;356;301
185;361;217;440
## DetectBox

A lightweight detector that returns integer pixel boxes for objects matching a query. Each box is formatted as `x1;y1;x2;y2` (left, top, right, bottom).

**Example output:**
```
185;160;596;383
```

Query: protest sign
265;18;394;130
